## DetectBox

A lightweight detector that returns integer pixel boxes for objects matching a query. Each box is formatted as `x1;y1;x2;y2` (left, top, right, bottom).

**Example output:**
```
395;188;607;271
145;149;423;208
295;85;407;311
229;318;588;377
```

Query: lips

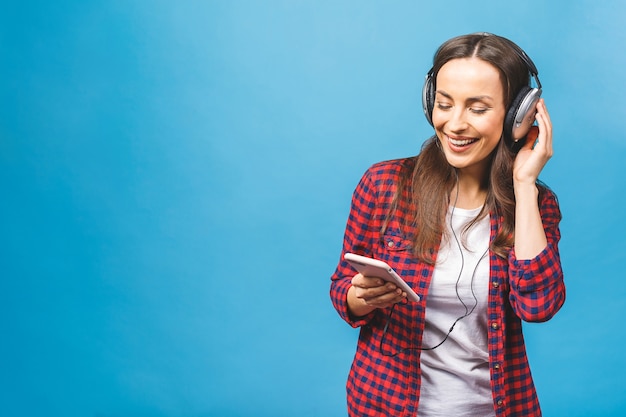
447;135;478;148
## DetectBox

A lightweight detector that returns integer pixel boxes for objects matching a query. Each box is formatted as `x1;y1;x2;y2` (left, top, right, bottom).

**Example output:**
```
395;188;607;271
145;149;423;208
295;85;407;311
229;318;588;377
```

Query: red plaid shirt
330;158;565;417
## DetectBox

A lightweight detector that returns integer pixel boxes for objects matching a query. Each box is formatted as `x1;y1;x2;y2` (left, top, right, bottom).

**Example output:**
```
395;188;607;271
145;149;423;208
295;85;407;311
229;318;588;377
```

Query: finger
352;278;399;298
526;125;539;143
351;274;385;289
354;281;399;299
537;99;552;128
536;100;552;141
534;102;553;156
520;125;539;152
362;288;407;308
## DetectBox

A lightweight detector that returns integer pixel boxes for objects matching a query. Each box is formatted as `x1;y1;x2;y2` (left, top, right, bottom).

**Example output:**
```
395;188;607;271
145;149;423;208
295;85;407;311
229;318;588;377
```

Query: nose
447;108;469;132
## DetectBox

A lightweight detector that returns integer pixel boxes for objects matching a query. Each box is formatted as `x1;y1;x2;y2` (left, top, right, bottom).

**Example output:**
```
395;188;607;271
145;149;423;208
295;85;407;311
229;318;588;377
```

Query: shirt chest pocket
379;228;412;253
377;228;422;290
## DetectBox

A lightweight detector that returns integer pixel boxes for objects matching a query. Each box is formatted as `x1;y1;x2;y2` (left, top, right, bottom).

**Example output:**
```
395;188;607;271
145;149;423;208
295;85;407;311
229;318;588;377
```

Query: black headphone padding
422;69;435;126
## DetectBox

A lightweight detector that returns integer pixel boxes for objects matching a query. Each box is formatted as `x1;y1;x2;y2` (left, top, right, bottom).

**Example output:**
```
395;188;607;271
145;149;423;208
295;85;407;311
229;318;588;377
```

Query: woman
330;33;565;417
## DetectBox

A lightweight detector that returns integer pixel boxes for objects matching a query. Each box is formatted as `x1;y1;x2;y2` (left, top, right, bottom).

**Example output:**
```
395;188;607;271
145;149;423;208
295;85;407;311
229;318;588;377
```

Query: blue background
2;1;625;416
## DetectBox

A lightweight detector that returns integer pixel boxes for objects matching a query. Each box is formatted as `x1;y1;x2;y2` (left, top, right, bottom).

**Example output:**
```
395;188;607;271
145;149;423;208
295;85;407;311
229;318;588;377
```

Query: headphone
421;34;542;151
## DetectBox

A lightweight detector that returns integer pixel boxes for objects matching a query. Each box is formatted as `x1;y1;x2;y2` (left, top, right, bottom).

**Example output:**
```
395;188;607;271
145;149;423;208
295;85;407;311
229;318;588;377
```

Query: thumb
521;126;539;151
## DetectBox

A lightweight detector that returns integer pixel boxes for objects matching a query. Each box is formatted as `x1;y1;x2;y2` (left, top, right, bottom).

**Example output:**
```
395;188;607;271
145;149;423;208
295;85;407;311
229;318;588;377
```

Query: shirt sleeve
507;188;566;322
329;167;381;328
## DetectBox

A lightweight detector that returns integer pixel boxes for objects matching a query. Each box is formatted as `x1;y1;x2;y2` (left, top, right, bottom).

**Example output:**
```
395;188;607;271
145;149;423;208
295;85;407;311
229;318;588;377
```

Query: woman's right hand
347;274;407;317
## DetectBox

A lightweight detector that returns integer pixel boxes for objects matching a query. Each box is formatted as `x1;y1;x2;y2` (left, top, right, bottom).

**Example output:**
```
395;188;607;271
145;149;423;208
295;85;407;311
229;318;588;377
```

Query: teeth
449;137;476;146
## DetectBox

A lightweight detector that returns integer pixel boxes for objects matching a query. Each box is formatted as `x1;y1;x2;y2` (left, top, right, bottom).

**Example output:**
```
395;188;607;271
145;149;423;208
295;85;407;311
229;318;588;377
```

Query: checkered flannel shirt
330;158;565;417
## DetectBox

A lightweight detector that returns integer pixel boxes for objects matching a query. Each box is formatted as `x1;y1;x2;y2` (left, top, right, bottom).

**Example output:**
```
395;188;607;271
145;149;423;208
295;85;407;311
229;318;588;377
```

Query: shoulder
362;157;416;184
537;181;562;221
351;157;417;210
536;182;559;205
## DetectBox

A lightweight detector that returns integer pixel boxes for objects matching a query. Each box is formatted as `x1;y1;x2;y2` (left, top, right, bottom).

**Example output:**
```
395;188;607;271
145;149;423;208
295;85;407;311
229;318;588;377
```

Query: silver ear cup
511;87;542;142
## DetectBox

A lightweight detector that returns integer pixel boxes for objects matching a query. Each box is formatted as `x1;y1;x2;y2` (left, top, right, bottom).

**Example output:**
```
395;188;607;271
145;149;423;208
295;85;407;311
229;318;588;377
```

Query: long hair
389;33;534;264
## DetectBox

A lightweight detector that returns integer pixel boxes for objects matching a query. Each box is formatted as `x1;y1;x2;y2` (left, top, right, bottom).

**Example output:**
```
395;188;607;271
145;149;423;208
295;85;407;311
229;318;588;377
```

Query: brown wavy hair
386;33;535;264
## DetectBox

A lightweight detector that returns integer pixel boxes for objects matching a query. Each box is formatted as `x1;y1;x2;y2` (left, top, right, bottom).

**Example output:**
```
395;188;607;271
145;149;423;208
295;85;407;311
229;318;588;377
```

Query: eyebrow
435;90;494;103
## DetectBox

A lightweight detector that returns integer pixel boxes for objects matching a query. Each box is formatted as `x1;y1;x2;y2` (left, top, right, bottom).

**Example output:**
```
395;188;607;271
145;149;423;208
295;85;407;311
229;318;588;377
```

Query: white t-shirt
417;206;495;417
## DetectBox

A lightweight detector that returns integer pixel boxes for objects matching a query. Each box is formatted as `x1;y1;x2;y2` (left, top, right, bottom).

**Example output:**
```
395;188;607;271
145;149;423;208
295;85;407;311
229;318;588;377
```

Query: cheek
479;114;506;138
431;111;446;132
484;123;504;139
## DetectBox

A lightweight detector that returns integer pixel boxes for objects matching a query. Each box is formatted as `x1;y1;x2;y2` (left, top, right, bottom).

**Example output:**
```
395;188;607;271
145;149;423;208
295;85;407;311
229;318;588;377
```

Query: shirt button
493;363;501;370
496;399;504;407
492;281;499;288
387;241;394;248
491;322;499;330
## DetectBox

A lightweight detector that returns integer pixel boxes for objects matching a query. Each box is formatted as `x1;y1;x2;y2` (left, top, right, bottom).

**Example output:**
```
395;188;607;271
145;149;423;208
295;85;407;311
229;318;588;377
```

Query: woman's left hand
513;98;553;185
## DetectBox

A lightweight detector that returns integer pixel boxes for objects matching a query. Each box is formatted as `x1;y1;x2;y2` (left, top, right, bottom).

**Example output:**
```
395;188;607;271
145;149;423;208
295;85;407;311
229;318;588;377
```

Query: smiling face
432;57;507;178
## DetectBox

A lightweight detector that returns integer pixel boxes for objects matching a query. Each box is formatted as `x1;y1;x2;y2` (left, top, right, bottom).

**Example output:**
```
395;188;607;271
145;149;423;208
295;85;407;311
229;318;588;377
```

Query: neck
452;171;488;209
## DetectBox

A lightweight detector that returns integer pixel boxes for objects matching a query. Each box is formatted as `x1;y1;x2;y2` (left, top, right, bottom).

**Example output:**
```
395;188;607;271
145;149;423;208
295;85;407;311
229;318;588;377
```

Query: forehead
436;57;504;101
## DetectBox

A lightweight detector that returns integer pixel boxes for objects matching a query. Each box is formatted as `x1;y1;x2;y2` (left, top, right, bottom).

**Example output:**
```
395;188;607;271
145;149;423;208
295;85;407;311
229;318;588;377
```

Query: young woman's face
432;57;507;176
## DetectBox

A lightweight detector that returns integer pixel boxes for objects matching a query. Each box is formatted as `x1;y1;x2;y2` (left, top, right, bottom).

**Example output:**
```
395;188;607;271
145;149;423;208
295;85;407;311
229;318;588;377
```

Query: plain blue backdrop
2;1;625;416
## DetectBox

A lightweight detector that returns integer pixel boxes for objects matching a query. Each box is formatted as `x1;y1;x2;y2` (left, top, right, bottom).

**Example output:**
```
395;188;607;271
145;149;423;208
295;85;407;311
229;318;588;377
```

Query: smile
447;135;479;147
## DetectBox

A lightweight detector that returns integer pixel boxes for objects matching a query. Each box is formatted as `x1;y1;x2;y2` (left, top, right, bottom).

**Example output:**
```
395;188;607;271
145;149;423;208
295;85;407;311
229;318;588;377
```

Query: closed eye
469;107;490;114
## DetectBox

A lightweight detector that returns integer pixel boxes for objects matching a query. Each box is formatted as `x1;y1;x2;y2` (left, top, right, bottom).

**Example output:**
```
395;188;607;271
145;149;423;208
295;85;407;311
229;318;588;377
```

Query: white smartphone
344;253;420;302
